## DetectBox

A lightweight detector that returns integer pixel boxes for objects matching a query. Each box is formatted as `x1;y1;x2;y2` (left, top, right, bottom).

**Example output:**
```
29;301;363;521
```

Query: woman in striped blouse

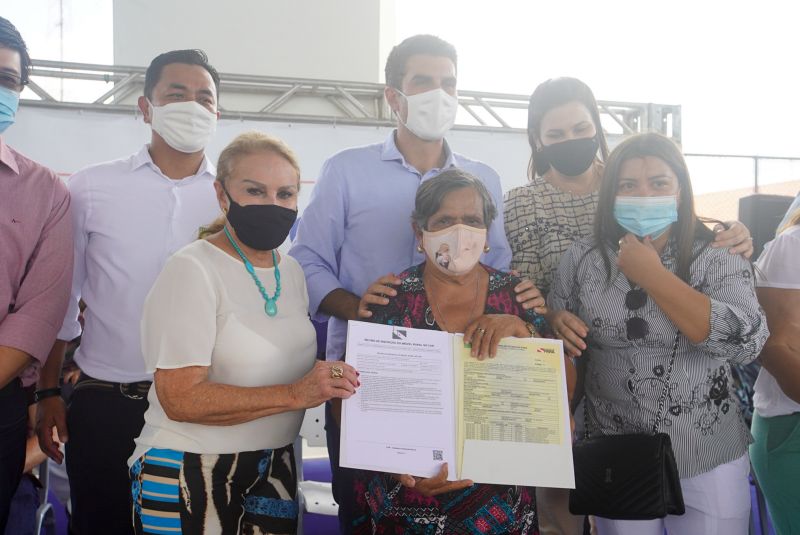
548;133;768;535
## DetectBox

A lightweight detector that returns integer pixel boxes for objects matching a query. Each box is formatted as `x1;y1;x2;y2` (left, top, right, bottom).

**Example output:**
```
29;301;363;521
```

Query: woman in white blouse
129;132;358;535
750;208;800;535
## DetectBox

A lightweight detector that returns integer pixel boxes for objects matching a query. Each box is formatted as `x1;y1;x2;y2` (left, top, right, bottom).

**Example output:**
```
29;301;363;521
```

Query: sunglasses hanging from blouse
625;285;649;340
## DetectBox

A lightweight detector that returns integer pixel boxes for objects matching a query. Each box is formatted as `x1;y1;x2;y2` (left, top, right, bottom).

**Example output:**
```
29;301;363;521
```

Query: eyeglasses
625;287;649;340
0;72;25;92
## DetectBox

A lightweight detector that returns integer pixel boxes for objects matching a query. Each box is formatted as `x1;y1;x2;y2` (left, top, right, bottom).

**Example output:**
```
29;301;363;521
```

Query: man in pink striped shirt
0;16;73;531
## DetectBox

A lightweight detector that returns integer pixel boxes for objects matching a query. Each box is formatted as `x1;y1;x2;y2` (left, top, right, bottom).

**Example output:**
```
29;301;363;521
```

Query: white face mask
149;100;217;153
395;88;458;141
422;224;486;275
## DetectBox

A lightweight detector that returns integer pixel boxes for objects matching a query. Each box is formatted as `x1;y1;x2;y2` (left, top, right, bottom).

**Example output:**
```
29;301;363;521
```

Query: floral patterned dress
351;263;550;535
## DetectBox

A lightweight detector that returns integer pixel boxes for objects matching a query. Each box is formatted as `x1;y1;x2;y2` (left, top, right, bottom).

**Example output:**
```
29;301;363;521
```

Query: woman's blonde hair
199;131;301;239
778;206;800;235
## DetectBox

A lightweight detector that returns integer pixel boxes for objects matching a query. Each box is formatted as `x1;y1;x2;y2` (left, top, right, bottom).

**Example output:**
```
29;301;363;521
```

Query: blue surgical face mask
614;195;678;238
0;87;19;134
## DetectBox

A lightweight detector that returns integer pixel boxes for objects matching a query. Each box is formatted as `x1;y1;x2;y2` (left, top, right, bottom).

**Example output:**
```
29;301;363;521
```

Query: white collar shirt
58;145;220;382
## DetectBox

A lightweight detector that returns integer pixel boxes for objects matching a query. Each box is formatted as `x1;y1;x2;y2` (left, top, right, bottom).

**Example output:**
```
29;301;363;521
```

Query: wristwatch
34;387;62;403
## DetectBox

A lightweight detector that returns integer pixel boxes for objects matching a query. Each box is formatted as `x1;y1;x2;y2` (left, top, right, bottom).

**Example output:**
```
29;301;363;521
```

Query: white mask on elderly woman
422;224;486;276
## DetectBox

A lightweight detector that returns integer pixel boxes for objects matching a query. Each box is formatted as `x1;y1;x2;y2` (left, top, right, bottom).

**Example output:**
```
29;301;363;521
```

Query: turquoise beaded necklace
223;226;281;317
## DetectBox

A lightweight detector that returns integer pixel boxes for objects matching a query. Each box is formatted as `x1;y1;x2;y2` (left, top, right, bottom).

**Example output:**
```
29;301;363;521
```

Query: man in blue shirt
290;34;543;532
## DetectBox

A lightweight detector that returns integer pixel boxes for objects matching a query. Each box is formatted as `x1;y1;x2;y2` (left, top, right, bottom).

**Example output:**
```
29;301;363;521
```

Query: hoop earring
416;243;424;253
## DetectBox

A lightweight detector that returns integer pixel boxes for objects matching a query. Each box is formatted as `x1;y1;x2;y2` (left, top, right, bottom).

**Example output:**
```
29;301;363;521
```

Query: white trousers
594;454;751;535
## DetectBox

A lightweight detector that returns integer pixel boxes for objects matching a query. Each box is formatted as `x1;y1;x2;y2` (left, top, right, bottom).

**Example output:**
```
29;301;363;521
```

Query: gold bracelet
524;321;538;337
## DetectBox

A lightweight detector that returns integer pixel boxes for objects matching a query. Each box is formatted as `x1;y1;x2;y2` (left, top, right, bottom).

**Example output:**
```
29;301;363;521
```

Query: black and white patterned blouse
504;174;598;298
548;236;769;478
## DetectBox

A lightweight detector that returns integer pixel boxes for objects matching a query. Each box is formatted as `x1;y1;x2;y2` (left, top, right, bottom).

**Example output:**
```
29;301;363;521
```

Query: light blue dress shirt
289;131;512;360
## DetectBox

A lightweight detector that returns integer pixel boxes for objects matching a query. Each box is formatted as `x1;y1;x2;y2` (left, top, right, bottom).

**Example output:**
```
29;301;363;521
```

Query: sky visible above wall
6;0;800;160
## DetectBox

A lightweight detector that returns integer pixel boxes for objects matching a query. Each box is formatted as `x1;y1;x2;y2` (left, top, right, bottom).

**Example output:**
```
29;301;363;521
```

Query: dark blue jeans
325;400;358;535
0;379;27;532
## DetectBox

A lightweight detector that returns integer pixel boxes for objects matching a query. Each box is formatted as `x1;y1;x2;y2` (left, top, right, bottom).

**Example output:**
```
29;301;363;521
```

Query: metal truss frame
22;59;681;143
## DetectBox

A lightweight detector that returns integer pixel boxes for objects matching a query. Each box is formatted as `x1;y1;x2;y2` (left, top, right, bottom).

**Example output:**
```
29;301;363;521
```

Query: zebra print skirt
130;444;297;534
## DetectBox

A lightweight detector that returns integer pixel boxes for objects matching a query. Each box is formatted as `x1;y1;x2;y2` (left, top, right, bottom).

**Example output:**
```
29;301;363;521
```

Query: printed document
340;321;574;488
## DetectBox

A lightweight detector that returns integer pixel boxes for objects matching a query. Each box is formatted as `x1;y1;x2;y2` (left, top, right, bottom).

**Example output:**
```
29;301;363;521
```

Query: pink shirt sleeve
0;176;73;380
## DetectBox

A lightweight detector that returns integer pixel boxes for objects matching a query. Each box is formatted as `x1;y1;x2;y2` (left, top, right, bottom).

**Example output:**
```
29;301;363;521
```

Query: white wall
7;106;532;211
113;0;395;83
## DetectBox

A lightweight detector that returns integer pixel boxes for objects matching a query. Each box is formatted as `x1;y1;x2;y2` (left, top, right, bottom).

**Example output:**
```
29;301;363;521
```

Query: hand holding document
340;321;575;488
455;335;574;488
339;322;457;479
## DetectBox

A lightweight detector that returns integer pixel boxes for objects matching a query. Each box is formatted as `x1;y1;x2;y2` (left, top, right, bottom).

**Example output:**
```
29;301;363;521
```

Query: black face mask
224;188;297;251
535;136;599;177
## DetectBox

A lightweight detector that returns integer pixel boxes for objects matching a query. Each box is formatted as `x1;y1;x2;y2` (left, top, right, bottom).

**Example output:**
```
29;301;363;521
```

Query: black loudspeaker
738;194;794;261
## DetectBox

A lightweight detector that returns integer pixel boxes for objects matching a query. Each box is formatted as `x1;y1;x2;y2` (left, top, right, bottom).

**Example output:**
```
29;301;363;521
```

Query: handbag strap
583;331;680;438
652;332;680;434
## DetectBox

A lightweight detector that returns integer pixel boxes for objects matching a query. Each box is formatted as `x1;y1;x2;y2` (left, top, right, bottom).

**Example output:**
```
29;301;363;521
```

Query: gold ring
331;365;344;379
476;327;486;335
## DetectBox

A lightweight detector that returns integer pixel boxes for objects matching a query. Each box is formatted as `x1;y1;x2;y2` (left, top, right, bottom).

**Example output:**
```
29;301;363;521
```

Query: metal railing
685;153;800;194
21;59;682;140
22;60;800;204
685;153;800;224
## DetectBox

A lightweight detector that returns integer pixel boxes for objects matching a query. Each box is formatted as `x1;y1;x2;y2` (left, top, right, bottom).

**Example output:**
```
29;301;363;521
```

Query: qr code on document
432;449;443;461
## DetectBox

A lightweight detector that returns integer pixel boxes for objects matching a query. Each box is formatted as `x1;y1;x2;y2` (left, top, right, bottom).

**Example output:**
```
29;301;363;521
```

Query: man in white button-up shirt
35;49;222;535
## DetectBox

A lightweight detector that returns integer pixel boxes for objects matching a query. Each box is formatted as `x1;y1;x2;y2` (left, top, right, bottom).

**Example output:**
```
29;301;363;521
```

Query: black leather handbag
569;333;686;520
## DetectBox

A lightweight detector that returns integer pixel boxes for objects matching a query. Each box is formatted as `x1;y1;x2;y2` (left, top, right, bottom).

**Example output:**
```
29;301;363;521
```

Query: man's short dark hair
384;35;457;89
144;49;220;100
0;17;31;86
